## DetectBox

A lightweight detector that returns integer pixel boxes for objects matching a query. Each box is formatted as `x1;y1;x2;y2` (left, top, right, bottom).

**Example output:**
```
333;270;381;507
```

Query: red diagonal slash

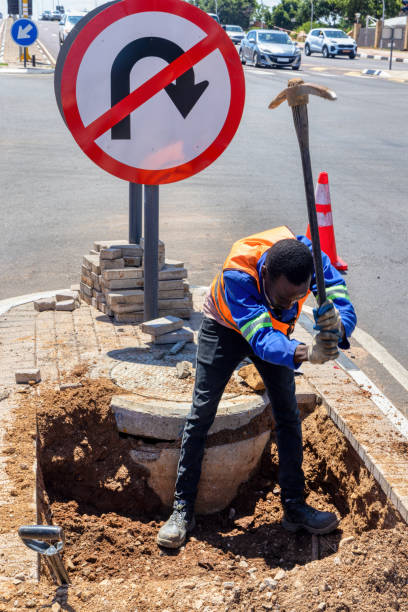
77;32;218;149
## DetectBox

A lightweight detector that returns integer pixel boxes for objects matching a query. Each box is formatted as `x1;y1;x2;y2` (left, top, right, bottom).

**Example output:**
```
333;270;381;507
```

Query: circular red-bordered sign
60;0;245;184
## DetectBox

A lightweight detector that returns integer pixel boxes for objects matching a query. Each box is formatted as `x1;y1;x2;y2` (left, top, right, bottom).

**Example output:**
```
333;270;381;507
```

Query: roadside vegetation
194;0;402;32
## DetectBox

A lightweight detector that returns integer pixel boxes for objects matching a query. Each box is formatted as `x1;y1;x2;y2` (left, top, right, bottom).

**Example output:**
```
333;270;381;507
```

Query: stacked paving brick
80;239;193;323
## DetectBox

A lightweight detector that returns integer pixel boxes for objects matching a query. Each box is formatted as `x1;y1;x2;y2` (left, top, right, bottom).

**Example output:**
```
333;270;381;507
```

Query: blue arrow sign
11;18;38;47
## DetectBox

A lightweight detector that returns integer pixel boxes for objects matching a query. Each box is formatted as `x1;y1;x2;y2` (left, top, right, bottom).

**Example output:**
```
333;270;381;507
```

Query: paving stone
34;298;56;312
80;282;93;298
107;289;144;306
70;284;80;292
158;297;193;310
158;279;185;290
120;245;143;257
111;303;144;314
15;368;41;384
56;299;76;312
141;316;184;336
102;277;144;290
100;258;125;271
80;293;92;305
124;256;142;267
90;273;101;291
94;239;128;251
152;328;194;344
158;289;185;299
55;290;79;302
81;265;92;281
81;275;93;289
103;267;144;281
158;266;188;281
165;259;184;268
100;248;122;260
83;254;101;275
114;312;144;323
159;308;192;319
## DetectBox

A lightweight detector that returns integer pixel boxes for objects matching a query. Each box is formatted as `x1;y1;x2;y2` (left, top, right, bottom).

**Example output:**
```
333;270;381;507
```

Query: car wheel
253;52;260;67
304;43;311;56
349;52;356;59
239;48;246;65
322;46;329;58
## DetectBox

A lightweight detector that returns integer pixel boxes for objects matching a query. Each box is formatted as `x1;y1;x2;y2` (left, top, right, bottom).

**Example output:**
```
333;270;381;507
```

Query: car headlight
258;47;270;53
295;48;301;55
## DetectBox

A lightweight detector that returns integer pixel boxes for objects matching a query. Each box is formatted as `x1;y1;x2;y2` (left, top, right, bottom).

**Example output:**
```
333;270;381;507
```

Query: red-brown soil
1;370;407;612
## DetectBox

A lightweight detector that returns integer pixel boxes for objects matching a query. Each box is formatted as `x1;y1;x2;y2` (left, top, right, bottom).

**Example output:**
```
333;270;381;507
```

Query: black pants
174;317;305;508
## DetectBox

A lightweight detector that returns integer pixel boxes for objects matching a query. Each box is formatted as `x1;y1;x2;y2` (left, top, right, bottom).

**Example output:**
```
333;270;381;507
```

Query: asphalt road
1;28;407;382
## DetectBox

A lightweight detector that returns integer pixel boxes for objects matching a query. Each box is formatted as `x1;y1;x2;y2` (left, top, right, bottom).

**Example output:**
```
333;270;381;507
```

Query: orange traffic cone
306;171;348;271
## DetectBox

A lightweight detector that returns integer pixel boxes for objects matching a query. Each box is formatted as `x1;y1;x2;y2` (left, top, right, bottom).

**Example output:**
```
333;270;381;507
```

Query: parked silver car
223;24;245;45
239;29;301;70
304;28;357;59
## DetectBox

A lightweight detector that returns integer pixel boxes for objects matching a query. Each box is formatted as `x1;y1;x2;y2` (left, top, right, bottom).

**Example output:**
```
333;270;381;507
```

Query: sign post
57;0;245;319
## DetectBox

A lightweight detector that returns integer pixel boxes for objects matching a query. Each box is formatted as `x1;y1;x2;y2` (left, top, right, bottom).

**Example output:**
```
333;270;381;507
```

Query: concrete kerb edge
36;38;56;67
0;289;66;316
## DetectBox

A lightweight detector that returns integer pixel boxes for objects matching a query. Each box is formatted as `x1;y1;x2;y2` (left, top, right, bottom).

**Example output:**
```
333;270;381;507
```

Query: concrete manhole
109;357;271;514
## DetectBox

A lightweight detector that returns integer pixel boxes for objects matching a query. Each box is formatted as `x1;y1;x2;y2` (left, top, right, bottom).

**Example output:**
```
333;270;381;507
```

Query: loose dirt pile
2;371;408;612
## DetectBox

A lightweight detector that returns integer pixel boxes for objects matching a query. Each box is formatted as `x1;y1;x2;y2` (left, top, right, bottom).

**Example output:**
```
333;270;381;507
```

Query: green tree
270;0;300;29
196;0;257;28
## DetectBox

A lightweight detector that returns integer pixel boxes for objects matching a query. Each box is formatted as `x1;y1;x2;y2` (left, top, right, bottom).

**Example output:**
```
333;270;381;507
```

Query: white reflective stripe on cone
316;211;333;227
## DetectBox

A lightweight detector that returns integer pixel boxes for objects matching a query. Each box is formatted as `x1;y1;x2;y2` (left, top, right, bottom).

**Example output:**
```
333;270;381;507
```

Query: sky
1;0;281;19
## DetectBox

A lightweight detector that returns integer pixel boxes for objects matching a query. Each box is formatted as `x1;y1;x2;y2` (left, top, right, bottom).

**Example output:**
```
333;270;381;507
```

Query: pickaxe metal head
268;77;337;109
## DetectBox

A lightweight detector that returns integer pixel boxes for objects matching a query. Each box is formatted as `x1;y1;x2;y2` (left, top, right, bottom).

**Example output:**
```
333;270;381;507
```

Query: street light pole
310;0;314;28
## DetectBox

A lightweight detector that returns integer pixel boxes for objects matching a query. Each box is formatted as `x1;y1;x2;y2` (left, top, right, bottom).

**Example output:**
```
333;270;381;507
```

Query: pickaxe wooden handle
269;78;337;305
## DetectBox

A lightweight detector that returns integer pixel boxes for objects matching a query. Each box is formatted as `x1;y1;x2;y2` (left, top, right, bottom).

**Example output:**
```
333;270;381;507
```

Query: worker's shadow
38;585;76;611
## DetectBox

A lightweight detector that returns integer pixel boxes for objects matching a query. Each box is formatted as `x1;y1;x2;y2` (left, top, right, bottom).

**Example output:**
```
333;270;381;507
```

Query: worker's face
262;267;310;312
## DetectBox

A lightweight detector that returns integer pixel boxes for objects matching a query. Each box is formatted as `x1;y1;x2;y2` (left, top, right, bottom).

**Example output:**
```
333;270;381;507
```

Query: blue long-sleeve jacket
222;235;356;370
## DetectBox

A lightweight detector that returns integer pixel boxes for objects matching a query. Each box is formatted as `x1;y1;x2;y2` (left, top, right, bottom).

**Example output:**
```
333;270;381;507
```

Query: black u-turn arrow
110;37;209;140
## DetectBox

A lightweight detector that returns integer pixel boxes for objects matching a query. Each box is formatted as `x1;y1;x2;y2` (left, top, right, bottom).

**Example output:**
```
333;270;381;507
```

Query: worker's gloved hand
308;330;340;364
313;300;342;338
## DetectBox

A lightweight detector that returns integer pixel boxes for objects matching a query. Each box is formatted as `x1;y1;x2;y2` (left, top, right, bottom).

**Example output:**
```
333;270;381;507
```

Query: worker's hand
308;330;339;364
314;300;342;337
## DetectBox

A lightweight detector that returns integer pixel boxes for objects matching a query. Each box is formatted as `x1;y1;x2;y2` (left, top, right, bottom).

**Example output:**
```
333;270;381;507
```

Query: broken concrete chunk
15;368;41;384
93;239;128;252
152;328;194;345
56;299;76;311
59;382;83;390
34;298;56;312
141;315;184;337
176;361;192;379
238;364;265;392
100;248;122;260
55;290;79;302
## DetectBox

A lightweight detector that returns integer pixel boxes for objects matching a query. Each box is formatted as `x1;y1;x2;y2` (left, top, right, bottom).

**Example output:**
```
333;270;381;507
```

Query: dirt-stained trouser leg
174;317;250;508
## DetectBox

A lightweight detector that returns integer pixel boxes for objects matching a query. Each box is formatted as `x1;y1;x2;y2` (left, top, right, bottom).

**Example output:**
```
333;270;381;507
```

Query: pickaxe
269;78;337;305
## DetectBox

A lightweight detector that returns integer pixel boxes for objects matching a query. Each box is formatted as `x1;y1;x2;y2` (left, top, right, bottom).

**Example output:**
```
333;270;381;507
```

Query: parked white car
59;11;87;46
304;28;357;59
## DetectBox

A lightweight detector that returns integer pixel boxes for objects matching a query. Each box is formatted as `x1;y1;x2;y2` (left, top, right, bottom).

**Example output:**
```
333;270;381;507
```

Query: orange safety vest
210;227;310;337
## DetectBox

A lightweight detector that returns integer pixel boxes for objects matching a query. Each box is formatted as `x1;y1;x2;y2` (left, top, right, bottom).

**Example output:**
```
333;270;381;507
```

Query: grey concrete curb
0;289;65;316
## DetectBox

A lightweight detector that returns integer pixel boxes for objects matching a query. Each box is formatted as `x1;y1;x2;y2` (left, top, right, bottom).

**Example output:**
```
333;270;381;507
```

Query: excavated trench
35;373;402;582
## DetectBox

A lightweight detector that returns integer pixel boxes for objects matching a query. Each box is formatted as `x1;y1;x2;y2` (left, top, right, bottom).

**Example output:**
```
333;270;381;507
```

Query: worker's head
262;239;313;311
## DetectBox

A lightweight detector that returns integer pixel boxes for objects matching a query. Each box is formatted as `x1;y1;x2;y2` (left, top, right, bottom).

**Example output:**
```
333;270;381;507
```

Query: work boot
282;498;339;535
156;502;196;549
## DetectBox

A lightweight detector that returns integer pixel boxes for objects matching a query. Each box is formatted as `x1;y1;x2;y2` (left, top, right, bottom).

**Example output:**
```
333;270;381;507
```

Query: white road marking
352;326;408;392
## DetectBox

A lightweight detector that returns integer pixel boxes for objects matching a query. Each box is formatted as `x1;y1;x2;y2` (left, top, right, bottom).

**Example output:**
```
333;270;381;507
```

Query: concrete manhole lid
111;360;242;401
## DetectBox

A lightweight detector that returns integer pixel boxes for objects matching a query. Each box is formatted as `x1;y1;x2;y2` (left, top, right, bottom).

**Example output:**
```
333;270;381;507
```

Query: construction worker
157;227;356;549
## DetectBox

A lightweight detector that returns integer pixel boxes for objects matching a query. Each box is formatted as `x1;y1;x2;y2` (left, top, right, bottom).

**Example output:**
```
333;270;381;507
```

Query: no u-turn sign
59;0;245;184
